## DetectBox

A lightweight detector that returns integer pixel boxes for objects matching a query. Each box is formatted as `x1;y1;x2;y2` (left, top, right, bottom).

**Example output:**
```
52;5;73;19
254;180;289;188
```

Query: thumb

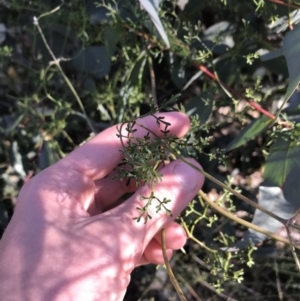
111;158;204;246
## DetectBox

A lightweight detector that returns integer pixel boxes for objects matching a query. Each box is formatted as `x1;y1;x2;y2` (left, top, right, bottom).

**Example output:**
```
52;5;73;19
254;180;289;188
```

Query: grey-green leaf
226;186;299;250
225;115;273;151
185;89;214;124
227;120;300;249
139;0;170;48
72;46;111;79
264;137;300;187
282;25;300;104
38;140;60;171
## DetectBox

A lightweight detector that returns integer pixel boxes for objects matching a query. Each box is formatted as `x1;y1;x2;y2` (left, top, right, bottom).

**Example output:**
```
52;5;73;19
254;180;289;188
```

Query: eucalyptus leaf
268;9;300;33
38;140;60;171
284;90;300;115
127;51;147;86
260;48;283;61
225;115;273;151
215;56;246;86
195;21;235;55
264;137;300;187
170;56;186;89
72;46;111;79
0;23;6;45
83;76;97;93
139;0;170;48
227;186;299;250
260;55;289;77
185;89;214;124
282;25;300;104
259;48;288;76
103;28;119;55
147;0;161;9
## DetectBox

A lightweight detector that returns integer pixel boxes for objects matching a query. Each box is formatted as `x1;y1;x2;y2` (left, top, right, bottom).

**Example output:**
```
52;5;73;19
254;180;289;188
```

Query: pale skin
0;112;204;301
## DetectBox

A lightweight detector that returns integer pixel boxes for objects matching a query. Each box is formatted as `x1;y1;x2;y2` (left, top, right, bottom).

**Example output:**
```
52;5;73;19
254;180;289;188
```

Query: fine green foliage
115;114;176;222
2;0;300;300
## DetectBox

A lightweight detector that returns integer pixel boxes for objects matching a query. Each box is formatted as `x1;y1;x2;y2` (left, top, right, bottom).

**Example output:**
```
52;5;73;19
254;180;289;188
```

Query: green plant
2;0;300;300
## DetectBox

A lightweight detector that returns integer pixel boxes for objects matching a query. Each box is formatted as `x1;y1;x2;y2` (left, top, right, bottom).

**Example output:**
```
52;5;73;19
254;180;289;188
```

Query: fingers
153;221;187;249
143;239;173;265
108;158;204;247
89;161;170;215
138;222;187;265
55;112;190;181
27;112;189;213
88;170;139;215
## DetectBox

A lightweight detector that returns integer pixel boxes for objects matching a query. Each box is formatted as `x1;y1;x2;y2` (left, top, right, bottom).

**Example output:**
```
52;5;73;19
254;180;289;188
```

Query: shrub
1;0;300;299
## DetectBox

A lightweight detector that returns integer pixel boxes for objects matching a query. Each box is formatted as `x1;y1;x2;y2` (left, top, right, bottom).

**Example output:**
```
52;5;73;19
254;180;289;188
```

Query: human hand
0;112;204;301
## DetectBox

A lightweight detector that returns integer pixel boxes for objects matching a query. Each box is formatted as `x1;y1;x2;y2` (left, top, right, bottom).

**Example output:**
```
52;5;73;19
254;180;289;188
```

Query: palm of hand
0;113;204;301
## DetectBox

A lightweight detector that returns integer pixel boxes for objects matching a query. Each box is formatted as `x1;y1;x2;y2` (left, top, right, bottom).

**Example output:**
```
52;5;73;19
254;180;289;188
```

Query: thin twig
267;0;300;9
288;0;294;30
181;217;217;253
285;210;300;272
147;54;158;107
262;272;297;301
274;259;284;301
177;274;203;301
33;13;96;134
197;189;300;249
193;269;239;301
200;65;277;120
172;150;286;224
161;228;187;301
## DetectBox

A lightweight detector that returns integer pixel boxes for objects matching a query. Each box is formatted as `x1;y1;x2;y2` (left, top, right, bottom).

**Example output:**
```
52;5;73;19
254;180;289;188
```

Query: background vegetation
1;0;300;300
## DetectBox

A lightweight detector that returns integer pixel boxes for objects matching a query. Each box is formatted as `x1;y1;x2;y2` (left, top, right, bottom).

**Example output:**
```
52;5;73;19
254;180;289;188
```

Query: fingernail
173;160;199;193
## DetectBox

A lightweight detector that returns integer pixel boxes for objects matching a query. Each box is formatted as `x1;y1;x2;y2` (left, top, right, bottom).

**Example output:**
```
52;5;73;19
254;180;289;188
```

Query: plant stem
147;54;158;107
171;149;287;224
198;190;300;249
267;0;300;9
33;14;96;134
180;217;217;253
161;228;187;301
